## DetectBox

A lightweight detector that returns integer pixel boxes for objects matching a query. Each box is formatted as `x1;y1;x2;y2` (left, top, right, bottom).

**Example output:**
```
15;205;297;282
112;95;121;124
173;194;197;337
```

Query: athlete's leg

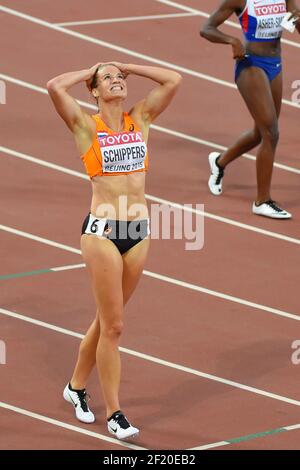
269;71;283;120
80;236;123;417
217;125;261;168
70;316;100;390
78;235;150;417
218;70;282;182
234;67;280;203
121;238;150;302
70;238;150;391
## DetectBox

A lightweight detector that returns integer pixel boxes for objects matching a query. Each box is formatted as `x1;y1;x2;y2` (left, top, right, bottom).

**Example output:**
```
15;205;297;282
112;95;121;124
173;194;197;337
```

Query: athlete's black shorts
81;213;150;255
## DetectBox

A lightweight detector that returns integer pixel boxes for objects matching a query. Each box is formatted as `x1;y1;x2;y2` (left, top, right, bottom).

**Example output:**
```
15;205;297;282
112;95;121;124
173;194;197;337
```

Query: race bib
97;131;147;174
254;1;286;39
84;215;107;236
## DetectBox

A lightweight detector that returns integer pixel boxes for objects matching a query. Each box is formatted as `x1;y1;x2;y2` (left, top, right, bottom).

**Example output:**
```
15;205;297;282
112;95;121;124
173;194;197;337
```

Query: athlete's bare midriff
245;38;282;57
90;172;148;220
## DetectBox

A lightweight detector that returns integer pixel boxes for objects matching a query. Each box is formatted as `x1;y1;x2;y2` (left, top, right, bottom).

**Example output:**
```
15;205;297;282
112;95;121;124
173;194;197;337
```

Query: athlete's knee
102;317;124;339
252;128;262;146
261;122;279;145
100;303;123;339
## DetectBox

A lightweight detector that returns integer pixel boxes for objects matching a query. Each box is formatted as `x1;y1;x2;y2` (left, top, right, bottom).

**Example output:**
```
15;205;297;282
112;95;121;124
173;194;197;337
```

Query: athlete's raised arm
108;63;182;127
286;0;300;32
46;63;100;132
200;0;246;59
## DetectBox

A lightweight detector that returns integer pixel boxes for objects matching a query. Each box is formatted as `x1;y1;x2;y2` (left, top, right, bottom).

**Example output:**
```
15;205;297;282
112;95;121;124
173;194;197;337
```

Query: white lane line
0;144;88;180
154;0;300;49
1;146;299;247
1;73;299;175
146;194;300;245
0;307;81;338
0;6;298;109
1;228;299;323
189;422;300;450
56;12;197;27
0;224;80;254
190;441;230;450
0;7;234;89
285;423;300;431
2;307;300;409
0;401;146;450
52;263;85;272
154;0;216;15
1;145;300;246
142;269;300;322
152;123;300;175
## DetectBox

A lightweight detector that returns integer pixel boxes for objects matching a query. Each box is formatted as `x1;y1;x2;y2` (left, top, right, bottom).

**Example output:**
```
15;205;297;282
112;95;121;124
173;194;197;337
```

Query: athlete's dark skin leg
218;68;282;204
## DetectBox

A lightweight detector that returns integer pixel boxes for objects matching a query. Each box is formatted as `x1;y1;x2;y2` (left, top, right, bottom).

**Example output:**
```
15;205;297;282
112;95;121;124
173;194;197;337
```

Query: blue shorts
235;54;282;83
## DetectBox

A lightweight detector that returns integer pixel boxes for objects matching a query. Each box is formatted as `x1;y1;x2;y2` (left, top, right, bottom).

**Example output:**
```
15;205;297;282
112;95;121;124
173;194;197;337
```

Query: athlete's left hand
291;9;300;33
109;62;130;78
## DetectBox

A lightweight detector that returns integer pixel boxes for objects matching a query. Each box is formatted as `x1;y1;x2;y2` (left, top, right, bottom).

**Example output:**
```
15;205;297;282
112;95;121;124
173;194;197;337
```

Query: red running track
1;0;300;450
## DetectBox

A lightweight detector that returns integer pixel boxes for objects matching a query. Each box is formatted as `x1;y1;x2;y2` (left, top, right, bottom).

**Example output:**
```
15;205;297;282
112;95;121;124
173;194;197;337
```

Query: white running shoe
252;200;292;219
63;383;95;424
208;152;224;195
107;410;139;440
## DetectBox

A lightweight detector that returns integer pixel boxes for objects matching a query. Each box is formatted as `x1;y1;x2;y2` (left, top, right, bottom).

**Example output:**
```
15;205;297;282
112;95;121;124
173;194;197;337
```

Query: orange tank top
81;113;149;178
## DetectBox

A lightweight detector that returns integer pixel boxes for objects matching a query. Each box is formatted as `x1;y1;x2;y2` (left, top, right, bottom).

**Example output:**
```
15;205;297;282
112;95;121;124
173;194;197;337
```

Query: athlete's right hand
88;63;102;77
230;38;246;60
86;62;102;89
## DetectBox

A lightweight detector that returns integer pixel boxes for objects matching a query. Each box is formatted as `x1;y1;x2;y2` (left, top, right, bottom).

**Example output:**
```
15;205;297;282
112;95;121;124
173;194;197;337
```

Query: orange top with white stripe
81;113;149;178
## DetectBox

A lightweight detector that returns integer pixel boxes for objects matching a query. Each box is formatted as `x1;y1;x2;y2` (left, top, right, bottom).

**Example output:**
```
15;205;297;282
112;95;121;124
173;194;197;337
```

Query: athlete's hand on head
109;62;130;78
86;62;102;89
88;62;102;78
230;38;247;60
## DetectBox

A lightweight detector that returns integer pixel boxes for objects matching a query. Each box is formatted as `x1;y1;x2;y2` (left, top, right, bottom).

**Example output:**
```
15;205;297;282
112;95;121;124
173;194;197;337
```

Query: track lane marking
0;236;299;322
189;421;300;449
0;5;298;109
0;223;80;254
1;144;300;246
56;12;197;26
1;307;300;409
0;401;146;450
1;72;299;175
154;0;300;49
1;3;299;451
